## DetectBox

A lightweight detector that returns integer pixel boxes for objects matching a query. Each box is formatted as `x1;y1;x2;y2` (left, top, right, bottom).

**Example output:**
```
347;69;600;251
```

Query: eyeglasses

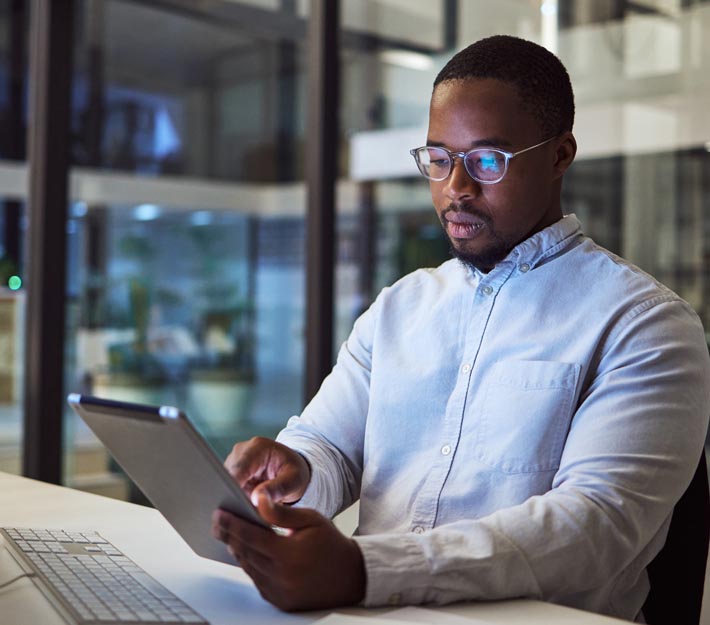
409;136;556;184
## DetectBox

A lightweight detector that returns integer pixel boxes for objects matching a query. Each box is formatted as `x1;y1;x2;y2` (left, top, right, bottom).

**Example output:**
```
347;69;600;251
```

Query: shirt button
441;444;452;456
461;363;471;374
520;263;530;273
482;285;493;295
388;593;402;606
412;526;425;534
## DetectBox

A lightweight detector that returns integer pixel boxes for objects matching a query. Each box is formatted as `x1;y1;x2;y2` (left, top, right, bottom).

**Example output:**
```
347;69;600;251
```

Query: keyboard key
48;542;68;553
27;540;48;552
19;529;38;539
129;571;177;600
50;530;71;541
134;609;158;619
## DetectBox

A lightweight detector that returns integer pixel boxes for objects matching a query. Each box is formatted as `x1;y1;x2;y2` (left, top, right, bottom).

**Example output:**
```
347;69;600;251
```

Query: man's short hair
434;35;575;137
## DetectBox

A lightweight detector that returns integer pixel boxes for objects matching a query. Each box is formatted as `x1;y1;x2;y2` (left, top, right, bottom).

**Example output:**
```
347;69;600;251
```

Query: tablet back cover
67;394;266;563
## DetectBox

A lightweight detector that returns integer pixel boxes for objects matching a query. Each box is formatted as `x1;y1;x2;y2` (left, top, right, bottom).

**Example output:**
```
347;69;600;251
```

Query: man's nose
443;157;480;201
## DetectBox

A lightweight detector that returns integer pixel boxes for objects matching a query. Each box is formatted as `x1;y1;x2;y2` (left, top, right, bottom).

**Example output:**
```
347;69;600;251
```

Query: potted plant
92;276;171;404
87;232;174;405
185;224;257;434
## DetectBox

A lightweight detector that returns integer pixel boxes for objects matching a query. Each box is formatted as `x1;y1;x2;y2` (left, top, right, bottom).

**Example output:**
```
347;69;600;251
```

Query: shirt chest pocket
473;359;581;474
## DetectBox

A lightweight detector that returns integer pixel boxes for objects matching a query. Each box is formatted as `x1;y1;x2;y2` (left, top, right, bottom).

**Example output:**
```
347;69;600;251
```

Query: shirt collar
508;213;582;270
460;214;583;281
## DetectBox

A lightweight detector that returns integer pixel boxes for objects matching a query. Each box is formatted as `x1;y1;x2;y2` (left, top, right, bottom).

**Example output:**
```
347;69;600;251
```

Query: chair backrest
642;450;710;625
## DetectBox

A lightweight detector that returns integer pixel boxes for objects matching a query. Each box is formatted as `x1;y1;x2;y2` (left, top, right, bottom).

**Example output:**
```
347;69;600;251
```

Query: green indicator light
8;275;22;290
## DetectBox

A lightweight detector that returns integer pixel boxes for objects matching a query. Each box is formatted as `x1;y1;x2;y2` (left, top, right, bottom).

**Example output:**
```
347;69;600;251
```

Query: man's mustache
441;204;492;227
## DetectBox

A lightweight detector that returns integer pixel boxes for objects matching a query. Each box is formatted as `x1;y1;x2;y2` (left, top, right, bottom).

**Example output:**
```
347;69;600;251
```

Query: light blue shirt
276;214;710;621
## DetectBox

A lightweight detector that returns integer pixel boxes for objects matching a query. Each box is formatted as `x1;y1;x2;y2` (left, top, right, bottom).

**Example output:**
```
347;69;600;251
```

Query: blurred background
0;0;708;513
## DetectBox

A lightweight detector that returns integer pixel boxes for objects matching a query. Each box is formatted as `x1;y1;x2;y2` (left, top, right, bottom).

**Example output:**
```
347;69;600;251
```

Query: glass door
64;0;308;500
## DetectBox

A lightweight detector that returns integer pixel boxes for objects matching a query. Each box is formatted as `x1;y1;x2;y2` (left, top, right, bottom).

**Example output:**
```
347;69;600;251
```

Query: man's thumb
251;471;304;506
254;489;321;531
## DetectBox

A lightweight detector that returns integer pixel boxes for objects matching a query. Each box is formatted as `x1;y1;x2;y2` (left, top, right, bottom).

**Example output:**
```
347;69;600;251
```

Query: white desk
0;472;629;625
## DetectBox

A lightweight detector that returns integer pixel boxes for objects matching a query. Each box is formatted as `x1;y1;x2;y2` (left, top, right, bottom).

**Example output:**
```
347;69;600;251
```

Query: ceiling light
380;50;434;72
540;0;557;15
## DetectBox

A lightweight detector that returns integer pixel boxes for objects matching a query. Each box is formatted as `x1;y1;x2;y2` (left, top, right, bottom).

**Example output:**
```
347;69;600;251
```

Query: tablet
67;393;269;564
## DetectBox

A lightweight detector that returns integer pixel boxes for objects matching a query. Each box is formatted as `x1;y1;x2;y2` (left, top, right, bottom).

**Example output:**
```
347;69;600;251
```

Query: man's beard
440;204;515;273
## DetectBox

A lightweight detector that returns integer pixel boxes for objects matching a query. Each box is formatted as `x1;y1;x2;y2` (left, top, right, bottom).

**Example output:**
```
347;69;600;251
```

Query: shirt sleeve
354;298;710;610
275;294;380;519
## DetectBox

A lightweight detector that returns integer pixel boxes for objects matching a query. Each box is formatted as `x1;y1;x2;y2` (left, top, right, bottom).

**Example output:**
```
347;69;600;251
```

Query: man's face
427;78;573;272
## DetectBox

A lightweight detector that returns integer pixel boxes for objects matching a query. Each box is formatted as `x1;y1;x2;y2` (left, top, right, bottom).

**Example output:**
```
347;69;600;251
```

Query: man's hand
224;437;311;505
212;492;366;611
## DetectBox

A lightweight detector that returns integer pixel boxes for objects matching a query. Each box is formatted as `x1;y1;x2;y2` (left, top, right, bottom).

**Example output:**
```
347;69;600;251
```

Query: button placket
410;264;506;533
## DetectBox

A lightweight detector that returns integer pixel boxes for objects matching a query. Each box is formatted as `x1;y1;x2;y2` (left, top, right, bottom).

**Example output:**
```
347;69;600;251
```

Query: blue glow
134;204;161;221
72;201;88;218
190;211;213;226
154;107;180;158
479;155;501;173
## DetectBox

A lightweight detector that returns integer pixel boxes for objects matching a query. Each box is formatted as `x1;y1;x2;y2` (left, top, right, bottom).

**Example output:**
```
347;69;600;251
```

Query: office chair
642;450;709;625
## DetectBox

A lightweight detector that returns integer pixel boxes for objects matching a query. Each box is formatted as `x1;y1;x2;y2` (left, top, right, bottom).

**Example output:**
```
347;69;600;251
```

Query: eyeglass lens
415;147;507;182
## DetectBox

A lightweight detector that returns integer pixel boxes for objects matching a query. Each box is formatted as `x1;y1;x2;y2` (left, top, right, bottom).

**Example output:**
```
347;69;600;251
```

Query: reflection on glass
71;0;305;183
66;201;306;500
65;0;307;501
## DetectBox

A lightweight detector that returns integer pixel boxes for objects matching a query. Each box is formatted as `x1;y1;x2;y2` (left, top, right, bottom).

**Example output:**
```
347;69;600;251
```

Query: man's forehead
428;77;538;143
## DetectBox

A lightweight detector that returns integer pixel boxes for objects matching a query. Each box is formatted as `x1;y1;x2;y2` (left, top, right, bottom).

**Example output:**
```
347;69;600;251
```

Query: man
211;35;710;621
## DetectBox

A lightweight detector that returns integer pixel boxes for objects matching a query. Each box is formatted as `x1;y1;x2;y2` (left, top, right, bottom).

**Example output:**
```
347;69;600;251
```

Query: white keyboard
1;528;208;624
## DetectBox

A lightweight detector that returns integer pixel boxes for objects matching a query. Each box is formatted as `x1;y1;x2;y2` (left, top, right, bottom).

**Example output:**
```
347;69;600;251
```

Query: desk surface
0;471;629;625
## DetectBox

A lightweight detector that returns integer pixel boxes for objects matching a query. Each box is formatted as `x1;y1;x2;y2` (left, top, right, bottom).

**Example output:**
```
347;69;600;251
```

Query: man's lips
445;212;486;226
443;210;488;240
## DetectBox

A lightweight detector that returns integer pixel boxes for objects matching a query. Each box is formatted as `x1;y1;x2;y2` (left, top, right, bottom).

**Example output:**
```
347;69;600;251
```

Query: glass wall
335;1;451;345
0;0;27;477
65;0;308;499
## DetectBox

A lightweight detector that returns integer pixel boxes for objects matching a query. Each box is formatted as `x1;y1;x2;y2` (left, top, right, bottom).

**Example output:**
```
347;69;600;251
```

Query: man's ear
552;131;577;180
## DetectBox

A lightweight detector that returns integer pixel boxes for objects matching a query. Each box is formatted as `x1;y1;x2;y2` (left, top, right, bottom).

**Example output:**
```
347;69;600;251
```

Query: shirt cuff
274;434;341;518
354;533;431;607
290;451;327;510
